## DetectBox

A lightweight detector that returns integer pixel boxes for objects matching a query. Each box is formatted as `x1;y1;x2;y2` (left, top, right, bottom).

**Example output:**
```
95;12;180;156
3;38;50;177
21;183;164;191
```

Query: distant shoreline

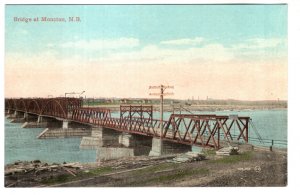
84;104;287;112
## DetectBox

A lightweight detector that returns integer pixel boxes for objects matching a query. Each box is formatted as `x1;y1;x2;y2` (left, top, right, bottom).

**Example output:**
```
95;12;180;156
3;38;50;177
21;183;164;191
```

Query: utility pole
149;84;174;155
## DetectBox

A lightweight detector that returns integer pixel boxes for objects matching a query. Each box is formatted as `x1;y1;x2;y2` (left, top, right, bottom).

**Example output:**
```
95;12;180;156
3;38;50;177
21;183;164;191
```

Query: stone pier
37;115;43;123
37;128;91;139
36;120;92;139
81;128;153;161
149;138;192;156
22;115;54;129
13;110;24;118
8;111;26;123
23;112;28;119
62;120;69;129
118;133;152;155
22;122;48;128
96;132;153;161
80;127;121;149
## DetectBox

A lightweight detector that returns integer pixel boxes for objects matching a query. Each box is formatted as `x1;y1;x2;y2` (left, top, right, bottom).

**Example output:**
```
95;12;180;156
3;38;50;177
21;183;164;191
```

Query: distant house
105;99;113;104
120;99;130;104
142;99;151;104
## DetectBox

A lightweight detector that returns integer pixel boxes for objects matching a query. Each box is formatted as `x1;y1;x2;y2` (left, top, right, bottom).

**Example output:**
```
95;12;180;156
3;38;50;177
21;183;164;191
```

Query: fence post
270;139;274;151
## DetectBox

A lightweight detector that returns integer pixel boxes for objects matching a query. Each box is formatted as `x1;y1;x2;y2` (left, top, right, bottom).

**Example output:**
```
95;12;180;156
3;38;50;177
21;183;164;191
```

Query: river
5;109;287;165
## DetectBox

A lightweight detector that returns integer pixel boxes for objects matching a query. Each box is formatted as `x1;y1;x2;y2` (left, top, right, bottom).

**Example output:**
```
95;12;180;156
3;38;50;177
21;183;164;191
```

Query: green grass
203;149;216;156
212;151;253;164
41;174;72;185
80;166;113;176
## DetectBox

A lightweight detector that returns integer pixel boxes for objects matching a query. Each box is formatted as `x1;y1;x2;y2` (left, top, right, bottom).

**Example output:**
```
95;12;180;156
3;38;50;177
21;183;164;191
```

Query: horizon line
4;96;288;102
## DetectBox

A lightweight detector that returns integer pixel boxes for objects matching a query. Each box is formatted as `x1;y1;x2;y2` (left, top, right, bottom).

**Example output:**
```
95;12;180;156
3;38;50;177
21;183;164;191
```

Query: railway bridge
5;97;250;156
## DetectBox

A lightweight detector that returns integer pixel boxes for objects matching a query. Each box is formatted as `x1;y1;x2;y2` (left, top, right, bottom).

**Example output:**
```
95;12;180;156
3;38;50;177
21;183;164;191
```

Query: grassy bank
41;166;114;185
43;151;254;186
6;149;286;187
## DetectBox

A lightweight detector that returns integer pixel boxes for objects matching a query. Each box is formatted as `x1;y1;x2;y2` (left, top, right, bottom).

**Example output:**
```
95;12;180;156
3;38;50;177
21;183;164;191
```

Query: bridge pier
118;133;152;155
37;115;43;123
5;110;14;118
23;112;28;119
118;133;132;147
36;119;92;138
13;111;18;117
80;127;104;149
36;116;54;125
149;138;192;156
62;120;69;129
22;115;50;128
13;110;24;118
80;127;121;149
96;132;152;161
8;111;26;123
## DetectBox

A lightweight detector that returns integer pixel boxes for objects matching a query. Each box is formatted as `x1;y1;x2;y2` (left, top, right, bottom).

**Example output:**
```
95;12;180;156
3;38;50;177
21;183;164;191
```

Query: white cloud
232;38;286;50
160;37;204;46
56;37;285;64
33;36;286;67
98;43;234;64
60;37;140;50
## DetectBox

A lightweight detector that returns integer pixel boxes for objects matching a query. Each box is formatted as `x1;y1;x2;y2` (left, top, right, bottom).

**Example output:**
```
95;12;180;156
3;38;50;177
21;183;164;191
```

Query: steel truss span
5;98;249;149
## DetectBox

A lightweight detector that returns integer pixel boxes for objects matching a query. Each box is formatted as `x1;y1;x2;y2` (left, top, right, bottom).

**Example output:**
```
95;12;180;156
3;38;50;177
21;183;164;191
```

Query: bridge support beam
149;138;192;156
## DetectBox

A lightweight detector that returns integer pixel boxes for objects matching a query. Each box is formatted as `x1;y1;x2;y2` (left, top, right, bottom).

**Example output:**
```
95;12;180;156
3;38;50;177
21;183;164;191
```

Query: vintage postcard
4;4;287;187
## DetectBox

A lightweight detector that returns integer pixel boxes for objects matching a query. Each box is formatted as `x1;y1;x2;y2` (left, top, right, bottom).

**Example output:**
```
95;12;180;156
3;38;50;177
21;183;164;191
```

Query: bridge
5;97;250;151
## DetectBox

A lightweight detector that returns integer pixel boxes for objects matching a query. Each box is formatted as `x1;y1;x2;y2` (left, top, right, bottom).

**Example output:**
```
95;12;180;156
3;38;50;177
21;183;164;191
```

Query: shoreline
5;146;287;187
85;104;287;112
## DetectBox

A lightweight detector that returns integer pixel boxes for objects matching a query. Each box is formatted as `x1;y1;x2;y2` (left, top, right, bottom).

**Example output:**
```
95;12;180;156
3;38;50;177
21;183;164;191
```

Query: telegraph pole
149;84;174;155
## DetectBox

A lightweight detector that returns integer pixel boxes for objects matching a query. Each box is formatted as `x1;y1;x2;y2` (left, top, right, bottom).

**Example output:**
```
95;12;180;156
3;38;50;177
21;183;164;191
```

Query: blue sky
6;5;287;53
5;5;288;100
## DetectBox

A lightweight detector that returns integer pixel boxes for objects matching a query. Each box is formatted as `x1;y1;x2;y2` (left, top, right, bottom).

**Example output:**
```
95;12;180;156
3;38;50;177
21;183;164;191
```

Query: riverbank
5;147;287;187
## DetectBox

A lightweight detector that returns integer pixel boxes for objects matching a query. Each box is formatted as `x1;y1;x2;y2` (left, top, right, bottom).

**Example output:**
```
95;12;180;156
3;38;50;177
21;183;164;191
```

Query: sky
5;4;287;100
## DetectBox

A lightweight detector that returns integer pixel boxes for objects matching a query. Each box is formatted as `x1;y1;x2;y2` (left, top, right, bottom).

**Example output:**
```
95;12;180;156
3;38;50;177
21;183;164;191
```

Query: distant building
142;99;151;104
105;99;113;104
